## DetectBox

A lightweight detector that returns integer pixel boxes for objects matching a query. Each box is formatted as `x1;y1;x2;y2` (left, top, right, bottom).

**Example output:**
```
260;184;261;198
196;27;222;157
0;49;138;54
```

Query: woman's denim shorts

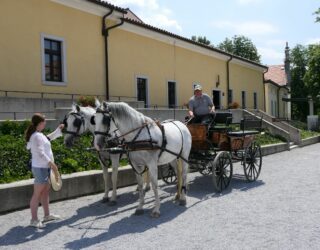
32;167;50;184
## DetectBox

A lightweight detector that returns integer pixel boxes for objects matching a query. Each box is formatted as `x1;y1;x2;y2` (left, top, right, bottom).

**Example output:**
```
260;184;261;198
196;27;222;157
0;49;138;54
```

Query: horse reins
63;112;85;136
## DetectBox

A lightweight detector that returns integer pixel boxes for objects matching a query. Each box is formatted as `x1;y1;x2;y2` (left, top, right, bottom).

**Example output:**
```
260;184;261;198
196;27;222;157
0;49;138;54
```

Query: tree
191;35;211;46
304;44;320;115
290;44;310;121
314;7;320;23
217;35;261;63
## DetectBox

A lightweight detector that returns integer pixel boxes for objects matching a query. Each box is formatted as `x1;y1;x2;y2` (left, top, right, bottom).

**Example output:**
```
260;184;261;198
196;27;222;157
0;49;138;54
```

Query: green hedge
0;121;102;184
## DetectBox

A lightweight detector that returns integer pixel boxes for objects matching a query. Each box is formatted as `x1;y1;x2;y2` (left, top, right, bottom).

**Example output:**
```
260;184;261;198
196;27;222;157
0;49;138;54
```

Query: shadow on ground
0;186;186;249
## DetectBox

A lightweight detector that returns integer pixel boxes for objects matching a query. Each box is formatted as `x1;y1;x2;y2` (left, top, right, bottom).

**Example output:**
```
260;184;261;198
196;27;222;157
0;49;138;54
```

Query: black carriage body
184;112;263;192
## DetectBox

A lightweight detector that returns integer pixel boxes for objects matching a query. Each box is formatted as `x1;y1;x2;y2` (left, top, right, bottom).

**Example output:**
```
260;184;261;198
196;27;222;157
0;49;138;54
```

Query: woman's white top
26;127;63;168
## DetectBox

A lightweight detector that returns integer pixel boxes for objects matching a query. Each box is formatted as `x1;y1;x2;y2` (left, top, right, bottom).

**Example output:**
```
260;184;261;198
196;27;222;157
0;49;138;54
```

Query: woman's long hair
25;113;45;142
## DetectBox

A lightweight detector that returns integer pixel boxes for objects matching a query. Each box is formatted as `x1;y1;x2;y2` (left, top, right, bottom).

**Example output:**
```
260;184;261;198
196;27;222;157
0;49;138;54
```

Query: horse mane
107;102;153;127
79;106;95;118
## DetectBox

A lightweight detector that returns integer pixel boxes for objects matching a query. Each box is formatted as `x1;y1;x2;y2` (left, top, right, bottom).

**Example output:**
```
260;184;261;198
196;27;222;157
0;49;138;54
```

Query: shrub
0;120;31;136
228;102;240;109
0;124;101;183
77;96;96;107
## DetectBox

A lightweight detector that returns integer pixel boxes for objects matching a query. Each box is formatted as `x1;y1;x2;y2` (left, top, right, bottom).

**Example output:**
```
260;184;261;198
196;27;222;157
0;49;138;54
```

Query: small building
264;44;291;119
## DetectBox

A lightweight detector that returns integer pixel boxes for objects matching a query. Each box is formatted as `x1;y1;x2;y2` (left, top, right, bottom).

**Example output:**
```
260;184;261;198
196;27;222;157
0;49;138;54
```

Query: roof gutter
102;10;125;100
226;55;233;106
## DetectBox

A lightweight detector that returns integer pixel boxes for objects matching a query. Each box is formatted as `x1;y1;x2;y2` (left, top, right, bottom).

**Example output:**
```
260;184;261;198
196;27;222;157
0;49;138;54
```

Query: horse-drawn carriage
64;101;263;217
161;112;263;192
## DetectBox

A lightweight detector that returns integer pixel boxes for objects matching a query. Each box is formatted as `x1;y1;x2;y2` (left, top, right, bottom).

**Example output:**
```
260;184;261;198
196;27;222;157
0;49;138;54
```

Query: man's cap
194;84;202;91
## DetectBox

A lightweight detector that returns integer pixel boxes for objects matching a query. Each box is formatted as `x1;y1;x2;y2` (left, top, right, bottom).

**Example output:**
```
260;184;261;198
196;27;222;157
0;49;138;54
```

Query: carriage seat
208;112;233;132
227;118;263;137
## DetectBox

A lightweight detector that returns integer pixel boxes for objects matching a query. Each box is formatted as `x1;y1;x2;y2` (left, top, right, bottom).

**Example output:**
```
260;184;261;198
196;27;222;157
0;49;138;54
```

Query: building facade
0;0;268;111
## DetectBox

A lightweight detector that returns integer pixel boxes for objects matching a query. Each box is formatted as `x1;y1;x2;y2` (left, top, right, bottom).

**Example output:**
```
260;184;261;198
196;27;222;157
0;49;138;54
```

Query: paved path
1;143;320;250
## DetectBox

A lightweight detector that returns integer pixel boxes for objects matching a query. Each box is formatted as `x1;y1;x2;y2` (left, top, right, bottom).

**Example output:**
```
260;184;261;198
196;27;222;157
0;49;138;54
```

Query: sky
105;0;320;66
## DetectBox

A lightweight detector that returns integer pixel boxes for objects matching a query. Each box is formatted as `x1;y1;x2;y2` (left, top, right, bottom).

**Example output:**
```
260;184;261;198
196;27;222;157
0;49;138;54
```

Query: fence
0;90;137;102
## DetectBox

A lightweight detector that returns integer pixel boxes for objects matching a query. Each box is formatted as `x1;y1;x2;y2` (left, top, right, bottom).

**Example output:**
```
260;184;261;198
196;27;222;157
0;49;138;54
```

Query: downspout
226;55;233;106
263;67;269;112
277;86;280;118
102;10;124;100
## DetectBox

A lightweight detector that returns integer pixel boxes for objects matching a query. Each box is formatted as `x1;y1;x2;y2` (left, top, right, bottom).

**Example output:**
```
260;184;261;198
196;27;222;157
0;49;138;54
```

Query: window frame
241;91;246;109
167;80;177;108
41;33;67;86
228;89;233;104
253;92;257;109
135;76;149;108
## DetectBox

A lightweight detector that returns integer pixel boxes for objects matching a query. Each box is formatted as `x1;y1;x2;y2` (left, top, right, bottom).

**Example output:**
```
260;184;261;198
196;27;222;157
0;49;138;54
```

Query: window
137;77;148;107
41;34;67;85
167;81;176;108
45;39;62;81
253;92;257;109
228;89;233;104
241;91;246;109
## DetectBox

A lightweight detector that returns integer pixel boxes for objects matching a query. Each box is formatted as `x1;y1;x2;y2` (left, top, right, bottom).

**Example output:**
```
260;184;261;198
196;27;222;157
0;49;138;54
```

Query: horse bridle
92;108;121;143
63;112;85;136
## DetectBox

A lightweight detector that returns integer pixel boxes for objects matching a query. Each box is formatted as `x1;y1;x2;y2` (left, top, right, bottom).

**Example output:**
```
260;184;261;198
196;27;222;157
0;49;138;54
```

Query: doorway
212;90;221;109
168;81;176;108
137;77;148;107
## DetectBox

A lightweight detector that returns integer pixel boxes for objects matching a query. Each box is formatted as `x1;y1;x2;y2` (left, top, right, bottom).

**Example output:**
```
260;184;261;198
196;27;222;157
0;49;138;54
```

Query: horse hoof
144;186;151;192
134;209;144;215
108;200;117;206
174;194;180;201
101;197;109;203
179;200;187;206
150;211;160;218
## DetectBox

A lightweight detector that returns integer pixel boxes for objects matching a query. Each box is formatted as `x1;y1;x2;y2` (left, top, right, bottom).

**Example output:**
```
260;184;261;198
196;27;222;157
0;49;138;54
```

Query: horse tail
176;158;183;199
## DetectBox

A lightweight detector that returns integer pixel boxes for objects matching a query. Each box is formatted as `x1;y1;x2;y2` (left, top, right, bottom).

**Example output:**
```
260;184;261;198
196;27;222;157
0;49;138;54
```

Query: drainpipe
263;67;269;112
102;10;124;100
226;55;233;106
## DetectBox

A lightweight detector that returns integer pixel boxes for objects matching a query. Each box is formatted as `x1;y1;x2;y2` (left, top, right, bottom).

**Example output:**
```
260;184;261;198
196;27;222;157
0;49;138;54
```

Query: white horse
63;103;121;205
93;101;192;217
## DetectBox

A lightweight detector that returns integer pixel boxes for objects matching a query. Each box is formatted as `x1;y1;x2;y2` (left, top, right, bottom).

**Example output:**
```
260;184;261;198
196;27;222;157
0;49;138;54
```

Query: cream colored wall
0;0;105;97
277;87;289;118
0;0;266;109
109;29;230;107
264;83;289;117
229;64;264;110
264;84;270;114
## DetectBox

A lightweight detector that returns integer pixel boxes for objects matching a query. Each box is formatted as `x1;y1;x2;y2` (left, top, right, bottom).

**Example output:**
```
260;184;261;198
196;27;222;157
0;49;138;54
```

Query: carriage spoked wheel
212;151;233;192
243;142;262;182
161;164;177;184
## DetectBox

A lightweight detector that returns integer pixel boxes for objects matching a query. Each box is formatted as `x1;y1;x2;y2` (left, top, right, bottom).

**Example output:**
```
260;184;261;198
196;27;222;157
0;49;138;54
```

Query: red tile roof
264;65;287;86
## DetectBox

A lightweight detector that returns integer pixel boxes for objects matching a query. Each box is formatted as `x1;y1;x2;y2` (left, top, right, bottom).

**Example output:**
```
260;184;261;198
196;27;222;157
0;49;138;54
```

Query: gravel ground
1;143;320;250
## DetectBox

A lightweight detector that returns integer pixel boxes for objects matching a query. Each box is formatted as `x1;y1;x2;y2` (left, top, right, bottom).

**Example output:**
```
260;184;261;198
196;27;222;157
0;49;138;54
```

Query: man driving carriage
188;84;215;124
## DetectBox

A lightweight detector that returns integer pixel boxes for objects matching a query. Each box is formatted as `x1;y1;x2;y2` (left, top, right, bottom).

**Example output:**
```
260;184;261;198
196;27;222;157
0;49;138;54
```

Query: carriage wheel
243;142;262;182
161;164;177;184
212;151;233;192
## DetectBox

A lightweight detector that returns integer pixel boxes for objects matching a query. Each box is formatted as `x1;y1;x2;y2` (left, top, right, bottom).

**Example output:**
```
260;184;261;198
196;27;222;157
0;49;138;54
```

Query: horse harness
63;112;85;136
94;109;189;169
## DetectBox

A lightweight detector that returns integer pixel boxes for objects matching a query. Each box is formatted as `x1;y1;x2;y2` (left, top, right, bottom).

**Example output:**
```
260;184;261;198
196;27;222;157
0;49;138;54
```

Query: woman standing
25;113;64;228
